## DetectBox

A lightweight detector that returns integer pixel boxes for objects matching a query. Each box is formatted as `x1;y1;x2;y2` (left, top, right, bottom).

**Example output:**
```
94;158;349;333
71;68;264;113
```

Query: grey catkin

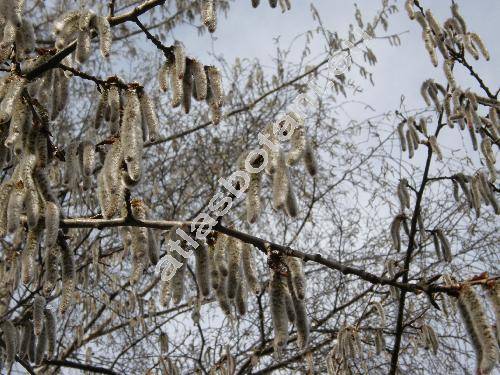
194;242;211;297
33;295;45;336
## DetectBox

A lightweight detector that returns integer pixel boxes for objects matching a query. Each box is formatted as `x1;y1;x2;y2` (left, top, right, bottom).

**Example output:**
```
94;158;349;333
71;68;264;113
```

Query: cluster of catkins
0;296;56;371
158;44;224;125
95;83;160;217
326;325;364;374
53;9;111;65
405;1;490;67
0;0;34;63
403;2;499;181
448;277;500;375
159;230;260;317
268;256;309;355
419;322;439;355
452;171;499;218
0;75;76;315
250;0;292;12
239;113;318;224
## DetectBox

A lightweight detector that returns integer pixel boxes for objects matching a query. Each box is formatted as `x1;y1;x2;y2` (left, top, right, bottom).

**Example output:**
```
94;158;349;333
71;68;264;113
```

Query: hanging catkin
1;320;17;368
182;60;193;114
192;59;208;101
269;272;289;356
226;236;242;300
458;284;499;374
235;273;248;316
45;308;56;359
273;150;289;210
246;172;262;224
33;294;46;336
121;89;143;183
35;320;47;365
207;239;220;291
286;256;306;300
288;274;309;349
214;233;229;277
139;89;160;142
44;201;60;247
397;179;411;210
485;281;500;346
201;0;217;33
19;321;34;360
241;243;260;294
390;214;404;251
59;240;76;315
194;242;211;297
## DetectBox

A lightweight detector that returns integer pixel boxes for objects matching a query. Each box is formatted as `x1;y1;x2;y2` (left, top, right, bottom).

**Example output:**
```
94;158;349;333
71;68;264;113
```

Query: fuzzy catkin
397;179;411;210
76;29;91;63
45;308;56;359
121;89;143;182
1;320;17;368
7;179;25;233
59;240;76;315
194;243;211;297
207;66;223;108
94;16;112;58
485;281;500;346
214;233;229;277
428;135;443;161
19;321;34;360
303;136;318;176
44;201;60;247
192;59;208;100
35;320;47;365
459;284;499;374
139;90;160;142
215;271;231;316
286;256;306;300
130;199;148;284
201;0;217;33
235;275;248;316
273;150;289;210
390;214;404;251
246;172;262;224
33;295;46;336
241;243;260;294
226;237;242;300
43;247;58;295
208;240;220;291
182;60;193;114
289;277;309;349
270;272;289;355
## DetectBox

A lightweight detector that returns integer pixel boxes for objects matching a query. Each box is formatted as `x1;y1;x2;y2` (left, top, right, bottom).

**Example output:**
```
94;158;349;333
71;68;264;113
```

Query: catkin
246;172;262;224
214;233;229;277
147;228;160;265
215;271;231;316
45;308;56;359
241;243;260;294
158;60;171;92
235;274;247;316
76;29;91;63
226;236;242;300
286;256;306;300
81;140;95;176
287;125;306;166
35;319;47;365
207;240;220;291
397;122;407;152
19;321;34;360
192;59;208;101
121;89;143;183
7;179;25;233
201;0;217;33
459;284;499;374
1;320;17;368
285;176;298;218
428;135;443;161
303;136;318;177
397;179;411;210
273;150;289;210
182;60;193;114
59;240;76;315
194;242;211;297
485;281;500;346
44;201;60;247
207;66;223;108
435;228;452;262
139;89;160;142
269;272;289;355
43;246;58;295
33;295;45;336
94;16;112;58
390;214;404;251
130;199;148;284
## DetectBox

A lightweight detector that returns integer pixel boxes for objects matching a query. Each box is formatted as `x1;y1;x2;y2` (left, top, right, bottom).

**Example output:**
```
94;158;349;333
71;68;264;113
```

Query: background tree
0;0;498;374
